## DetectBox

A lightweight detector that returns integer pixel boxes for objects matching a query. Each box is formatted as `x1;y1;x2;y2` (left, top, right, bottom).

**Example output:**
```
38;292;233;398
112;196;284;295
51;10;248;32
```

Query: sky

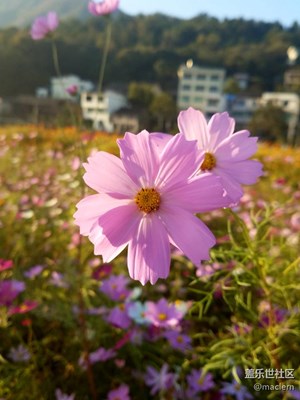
120;0;300;27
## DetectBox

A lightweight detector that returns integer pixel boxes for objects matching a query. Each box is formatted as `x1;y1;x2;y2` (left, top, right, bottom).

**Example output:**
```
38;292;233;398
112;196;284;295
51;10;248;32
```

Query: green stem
97;18;112;94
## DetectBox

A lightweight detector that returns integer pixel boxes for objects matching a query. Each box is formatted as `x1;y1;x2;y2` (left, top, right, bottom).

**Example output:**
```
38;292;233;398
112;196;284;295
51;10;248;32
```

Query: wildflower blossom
220;380;253;400
128;301;149;325
24;264;44;279
186;369;215;397
0;280;25;306
88;0;120;16
78;347;116;368
100;274;130;301
66;85;78;97
8;300;38;315
145;298;183;328
30;12;59;40
163;330;192;352
55;389;75;400
178;107;263;202
8;344;31;362
145;363;176;395
107;384;130;400
106;304;131;329
0;259;13;272
74;130;227;284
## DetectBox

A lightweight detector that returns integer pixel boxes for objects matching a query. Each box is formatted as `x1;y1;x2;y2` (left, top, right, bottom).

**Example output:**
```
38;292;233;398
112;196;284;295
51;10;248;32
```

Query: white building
81;90;128;132
226;94;259;128
177;62;226;117
51;75;94;100
260;92;300;144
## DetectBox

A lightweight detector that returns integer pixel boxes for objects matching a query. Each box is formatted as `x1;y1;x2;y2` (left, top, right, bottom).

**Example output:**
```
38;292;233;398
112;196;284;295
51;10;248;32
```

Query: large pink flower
178;107;263;203
74;131;227;285
30;11;59;40
88;0;120;16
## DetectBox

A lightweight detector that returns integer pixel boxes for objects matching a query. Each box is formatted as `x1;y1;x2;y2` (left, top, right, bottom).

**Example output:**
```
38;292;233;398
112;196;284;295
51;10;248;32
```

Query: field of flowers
0;124;299;400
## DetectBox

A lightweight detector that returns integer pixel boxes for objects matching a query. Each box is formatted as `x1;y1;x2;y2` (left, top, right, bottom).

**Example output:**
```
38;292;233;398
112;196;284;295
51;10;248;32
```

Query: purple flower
186;369;215;397
145;363;176;395
288;390;300;400
55;389;75;400
0;280;25;306
30;12;59;40
74;130;227;285
100;274;130;301
106;304;131;329
24;265;44;279
49;272;68;288
145;298;183;328
8;344;31;362
178;107;263;203
163;330;192;352
107;384;130;400
78;347;116;369
88;0;120;16
220;380;253;400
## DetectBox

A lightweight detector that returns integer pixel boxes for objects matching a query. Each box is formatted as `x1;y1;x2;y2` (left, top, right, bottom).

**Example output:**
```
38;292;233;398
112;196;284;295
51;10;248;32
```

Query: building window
195;85;205;91
207;99;219;106
86;95;92;101
210;75;220;81
197;74;206;80
194;97;203;102
182;84;191;90
184;73;192;79
209;86;218;93
181;96;190;103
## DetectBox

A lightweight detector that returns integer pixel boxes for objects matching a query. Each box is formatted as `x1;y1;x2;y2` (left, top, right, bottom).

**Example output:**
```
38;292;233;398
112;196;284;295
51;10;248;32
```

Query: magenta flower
178;107;263;203
8;300;38;316
66;85;78;97
145;363;176;395
30;12;59;40
74;130;227;284
145;298;183;328
0;259;13;272
0;280;25;306
107;384;130;400
88;0;120;16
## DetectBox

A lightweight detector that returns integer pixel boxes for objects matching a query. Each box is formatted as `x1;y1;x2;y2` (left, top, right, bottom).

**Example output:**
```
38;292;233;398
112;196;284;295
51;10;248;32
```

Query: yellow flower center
200;152;216;171
158;313;167;321
135;188;160;213
177;335;183;343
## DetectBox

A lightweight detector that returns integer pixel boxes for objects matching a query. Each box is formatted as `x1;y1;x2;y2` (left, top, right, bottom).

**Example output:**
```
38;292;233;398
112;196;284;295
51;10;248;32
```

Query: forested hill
1;12;300;97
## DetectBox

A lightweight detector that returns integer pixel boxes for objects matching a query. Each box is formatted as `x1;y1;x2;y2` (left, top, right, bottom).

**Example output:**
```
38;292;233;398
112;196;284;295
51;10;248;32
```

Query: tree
248;103;288;142
149;92;177;132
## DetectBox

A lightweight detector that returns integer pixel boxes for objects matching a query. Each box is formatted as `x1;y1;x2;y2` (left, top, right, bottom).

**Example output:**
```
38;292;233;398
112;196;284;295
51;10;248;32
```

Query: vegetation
1;14;300;96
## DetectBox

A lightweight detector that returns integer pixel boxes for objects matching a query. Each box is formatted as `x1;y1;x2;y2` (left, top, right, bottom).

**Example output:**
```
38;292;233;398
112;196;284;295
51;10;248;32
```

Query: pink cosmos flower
30;12;59;40
0;259;13;272
66;85;78;97
88;0;120;16
100;274;130;301
0;280;25;306
178;107;263;203
145;298;183;328
107;384;130;400
74;130;227;285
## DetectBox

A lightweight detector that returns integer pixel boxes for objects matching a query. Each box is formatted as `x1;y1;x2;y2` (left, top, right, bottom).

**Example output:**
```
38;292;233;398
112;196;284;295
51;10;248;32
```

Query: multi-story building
81;90;128;131
177;63;226;117
225;94;259;129
260;92;300;144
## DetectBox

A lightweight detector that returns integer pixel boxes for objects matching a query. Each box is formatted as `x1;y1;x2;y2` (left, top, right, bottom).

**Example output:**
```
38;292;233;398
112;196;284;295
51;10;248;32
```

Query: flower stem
97;17;112;94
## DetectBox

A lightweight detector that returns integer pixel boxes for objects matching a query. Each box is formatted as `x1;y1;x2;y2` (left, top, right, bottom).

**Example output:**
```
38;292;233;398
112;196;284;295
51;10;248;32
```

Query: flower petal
93;202;140;263
83;151;137;198
127;214;170;285
207;112;235;150
163;173;229;213
159;206;216;265
214;130;258;162
155;133;201;191
117;130;159;187
217;160;263;185
178;107;209;148
214;167;244;202
47;11;59;31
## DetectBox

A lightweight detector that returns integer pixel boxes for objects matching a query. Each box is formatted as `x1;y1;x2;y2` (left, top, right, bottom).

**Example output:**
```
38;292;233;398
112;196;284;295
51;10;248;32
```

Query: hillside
0;0;90;28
